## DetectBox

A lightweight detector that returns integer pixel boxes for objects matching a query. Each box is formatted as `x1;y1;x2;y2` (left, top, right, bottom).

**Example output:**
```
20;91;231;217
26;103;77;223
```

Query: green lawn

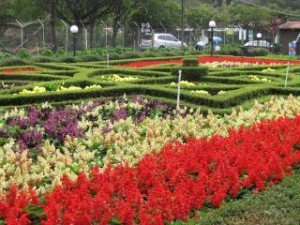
172;170;300;225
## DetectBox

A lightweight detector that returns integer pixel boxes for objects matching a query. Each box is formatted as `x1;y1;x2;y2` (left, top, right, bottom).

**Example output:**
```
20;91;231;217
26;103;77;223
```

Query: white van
140;33;186;50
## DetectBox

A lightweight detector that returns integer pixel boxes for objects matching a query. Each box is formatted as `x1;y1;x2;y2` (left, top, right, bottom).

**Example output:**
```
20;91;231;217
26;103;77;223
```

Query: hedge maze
0;56;300;114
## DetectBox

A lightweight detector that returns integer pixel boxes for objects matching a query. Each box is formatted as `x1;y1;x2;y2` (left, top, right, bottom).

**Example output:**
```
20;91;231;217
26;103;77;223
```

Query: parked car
139;33;186;50
244;40;273;48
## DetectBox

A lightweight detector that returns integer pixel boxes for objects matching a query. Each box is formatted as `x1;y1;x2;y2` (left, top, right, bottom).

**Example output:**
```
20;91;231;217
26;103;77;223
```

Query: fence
0;17;270;54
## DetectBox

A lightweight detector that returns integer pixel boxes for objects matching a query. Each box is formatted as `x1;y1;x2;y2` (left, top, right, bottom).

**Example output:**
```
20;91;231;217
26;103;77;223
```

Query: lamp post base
211;27;214;56
73;34;76;57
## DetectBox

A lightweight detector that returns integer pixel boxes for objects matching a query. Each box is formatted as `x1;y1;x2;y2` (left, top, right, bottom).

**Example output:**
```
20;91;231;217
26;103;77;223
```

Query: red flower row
198;55;300;65
0;67;41;74
120;56;300;68
120;59;182;68
1;116;300;225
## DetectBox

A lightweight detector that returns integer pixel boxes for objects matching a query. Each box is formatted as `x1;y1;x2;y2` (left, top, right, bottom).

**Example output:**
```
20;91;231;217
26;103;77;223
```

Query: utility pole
50;0;57;52
181;0;184;47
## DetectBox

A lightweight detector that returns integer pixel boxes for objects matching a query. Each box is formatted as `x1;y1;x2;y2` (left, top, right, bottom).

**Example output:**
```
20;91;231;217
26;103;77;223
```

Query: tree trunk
89;22;95;49
50;0;57;52
112;23;119;48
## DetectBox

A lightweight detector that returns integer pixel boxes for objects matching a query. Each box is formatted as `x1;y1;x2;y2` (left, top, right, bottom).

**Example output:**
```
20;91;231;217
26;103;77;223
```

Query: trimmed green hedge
1;54;300;115
88;68;168;78
0;82;271;110
182;58;199;67
171;67;208;81
33;63;76;71
200;76;261;85
0;58;28;67
42;70;76;77
0;73;65;81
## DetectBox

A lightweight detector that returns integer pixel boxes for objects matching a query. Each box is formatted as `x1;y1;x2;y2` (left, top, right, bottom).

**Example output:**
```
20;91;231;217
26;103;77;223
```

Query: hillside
183;0;300;17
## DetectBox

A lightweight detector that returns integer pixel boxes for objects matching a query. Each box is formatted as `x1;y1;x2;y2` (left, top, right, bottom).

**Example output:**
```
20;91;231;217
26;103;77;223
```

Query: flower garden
0;55;300;224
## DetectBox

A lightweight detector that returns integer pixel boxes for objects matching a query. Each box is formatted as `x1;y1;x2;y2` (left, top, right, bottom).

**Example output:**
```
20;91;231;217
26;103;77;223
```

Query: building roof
278;21;300;30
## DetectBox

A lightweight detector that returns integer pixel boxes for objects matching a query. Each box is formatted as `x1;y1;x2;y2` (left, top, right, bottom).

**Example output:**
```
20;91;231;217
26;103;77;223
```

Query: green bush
59;56;78;63
182;58;199;67
143;52;157;58
171;67;208;81
119;52;142;59
242;47;269;56
0;58;27;67
78;55;101;62
41;50;54;57
272;43;283;53
219;44;243;56
160;51;177;57
105;53;120;60
32;56;55;63
18;50;31;59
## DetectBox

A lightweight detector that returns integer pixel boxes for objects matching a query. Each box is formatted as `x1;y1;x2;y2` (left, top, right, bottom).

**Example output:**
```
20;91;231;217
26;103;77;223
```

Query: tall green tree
0;0;14;38
36;0;113;50
227;4;272;29
131;0;181;29
186;4;230;28
110;0;141;47
11;0;43;20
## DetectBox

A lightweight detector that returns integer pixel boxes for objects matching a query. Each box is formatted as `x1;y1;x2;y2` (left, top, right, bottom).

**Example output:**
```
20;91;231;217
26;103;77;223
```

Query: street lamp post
209;20;216;56
181;0;185;47
257;32;262;47
70;25;79;57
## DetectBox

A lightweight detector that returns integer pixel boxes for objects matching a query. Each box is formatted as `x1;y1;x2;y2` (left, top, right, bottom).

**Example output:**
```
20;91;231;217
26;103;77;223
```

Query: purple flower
27;107;41;126
8;118;29;129
111;108;128;122
0;130;8;138
136;112;147;124
102;124;112;133
43;108;83;142
17;130;43;150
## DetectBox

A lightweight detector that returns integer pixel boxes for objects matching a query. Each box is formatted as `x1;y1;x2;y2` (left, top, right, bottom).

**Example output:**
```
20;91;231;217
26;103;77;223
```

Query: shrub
59;56;78;63
251;48;269;56
119;52;142;59
78;55;101;62
18;50;31;59
105;53;120;60
272;43;283;53
242;47;269;56
41;49;54;57
182;58;199;67
219;44;243;56
32;56;55;63
160;51;177;57
143;52;157;58
0;58;27;67
171;67;208;81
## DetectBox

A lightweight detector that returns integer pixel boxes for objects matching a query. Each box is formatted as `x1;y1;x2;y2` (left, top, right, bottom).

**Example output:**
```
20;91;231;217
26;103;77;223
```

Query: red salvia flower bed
0;67;42;74
1;116;300;224
120;56;300;68
120;59;182;68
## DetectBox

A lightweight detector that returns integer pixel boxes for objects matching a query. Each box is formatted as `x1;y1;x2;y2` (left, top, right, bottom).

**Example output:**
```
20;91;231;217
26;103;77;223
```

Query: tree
186;4;230;29
50;0;57;52
131;0;181;29
36;0;113;50
227;4;272;29
0;0;14;38
110;0;141;47
11;0;43;20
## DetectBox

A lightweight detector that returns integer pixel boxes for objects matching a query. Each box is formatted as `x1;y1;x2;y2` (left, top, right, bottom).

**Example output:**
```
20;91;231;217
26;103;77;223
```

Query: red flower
119;56;300;67
0;67;42;74
2;115;300;224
